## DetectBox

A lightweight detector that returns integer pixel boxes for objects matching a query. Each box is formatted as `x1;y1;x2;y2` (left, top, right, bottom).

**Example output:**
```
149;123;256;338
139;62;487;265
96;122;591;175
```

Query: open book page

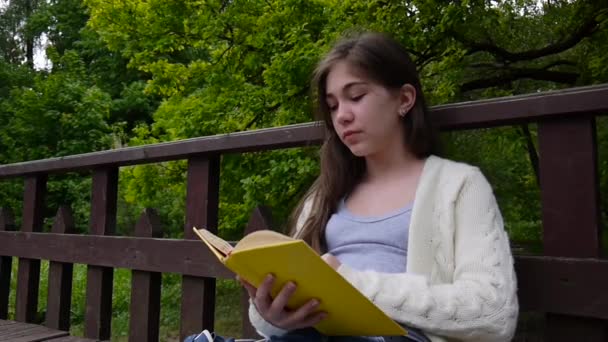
234;229;295;251
192;227;234;258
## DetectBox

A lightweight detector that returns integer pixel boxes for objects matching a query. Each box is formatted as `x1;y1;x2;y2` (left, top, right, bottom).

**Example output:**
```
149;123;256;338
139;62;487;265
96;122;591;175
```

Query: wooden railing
0;84;607;341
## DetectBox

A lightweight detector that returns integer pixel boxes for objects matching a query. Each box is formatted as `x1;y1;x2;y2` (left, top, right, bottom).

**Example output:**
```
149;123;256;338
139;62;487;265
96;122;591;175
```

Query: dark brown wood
0;85;607;179
46;207;75;331
0;123;325;179
0;208;15;320
44;336;100;342
543;315;607;341
0;232;232;278
515;256;608;319
241;206;274;339
538;118;601;257
180;156;220;341
129;209;162;342
245;206;275;234
537;117;605;341
15;175;47;323
0;319;69;341
84;168;117;341
433;84;608;130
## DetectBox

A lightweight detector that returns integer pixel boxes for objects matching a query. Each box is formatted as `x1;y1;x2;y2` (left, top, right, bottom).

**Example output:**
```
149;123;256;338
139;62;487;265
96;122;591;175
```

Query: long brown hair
290;32;437;252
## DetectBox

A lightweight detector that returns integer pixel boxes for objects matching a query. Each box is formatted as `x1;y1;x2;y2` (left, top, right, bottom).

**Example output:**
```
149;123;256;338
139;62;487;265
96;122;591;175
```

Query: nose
334;103;353;125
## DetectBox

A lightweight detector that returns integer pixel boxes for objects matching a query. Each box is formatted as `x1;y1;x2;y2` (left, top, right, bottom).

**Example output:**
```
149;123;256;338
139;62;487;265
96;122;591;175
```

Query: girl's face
325;61;414;158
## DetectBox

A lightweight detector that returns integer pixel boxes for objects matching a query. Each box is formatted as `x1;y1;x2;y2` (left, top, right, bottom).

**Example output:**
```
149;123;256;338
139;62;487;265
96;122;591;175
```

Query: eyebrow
326;81;368;98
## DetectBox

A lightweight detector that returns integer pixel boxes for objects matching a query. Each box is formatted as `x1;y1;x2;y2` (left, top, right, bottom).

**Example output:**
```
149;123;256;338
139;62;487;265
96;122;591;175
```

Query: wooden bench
0;319;97;341
1;84;607;341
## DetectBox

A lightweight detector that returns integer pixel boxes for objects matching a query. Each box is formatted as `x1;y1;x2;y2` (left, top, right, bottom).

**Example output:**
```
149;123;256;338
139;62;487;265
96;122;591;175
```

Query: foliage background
1;0;608;339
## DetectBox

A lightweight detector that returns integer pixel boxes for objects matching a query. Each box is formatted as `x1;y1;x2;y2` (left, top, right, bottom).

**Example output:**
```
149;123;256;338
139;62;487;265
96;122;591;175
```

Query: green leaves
1;0;607;242
1;57;112;162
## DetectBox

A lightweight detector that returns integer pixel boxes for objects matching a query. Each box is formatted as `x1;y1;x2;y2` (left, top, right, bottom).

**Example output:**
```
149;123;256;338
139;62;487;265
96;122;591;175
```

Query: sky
0;0;51;70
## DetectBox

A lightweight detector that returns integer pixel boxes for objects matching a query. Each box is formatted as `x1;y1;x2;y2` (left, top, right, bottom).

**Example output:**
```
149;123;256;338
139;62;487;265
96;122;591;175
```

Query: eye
327;103;338;112
351;93;365;102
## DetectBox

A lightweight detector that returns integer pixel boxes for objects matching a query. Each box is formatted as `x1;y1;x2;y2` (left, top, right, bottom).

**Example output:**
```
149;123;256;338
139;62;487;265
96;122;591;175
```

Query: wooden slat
0;208;15;320
537;117;605;341
44;336;100;342
0;84;606;179
433;83;608;130
128;209;162;342
180;156;220;340
0;232;232;278
0;123;324;179
0;319;18;328
516;256;608;319
2;232;608;318
15;175;47;323
84;169;117;341
241;206;273;339
0;319;68;342
46;207;75;331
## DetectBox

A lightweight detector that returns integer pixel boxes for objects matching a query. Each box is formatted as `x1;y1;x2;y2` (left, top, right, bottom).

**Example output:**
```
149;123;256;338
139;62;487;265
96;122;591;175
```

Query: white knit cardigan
249;156;519;341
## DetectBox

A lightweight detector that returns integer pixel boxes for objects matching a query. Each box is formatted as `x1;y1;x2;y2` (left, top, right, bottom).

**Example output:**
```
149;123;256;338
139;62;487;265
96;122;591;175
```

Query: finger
236;275;256;292
254;274;275;312
321;253;340;270
284;298;320;324
269;281;297;314
298;311;327;329
289;310;327;331
241;280;257;299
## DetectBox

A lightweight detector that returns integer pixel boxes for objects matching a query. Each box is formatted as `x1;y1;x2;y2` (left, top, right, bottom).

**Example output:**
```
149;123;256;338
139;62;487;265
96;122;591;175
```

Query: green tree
82;0;607;242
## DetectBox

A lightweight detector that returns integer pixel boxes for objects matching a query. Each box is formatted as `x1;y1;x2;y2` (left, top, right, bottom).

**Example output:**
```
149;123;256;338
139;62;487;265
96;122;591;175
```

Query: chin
348;146;370;157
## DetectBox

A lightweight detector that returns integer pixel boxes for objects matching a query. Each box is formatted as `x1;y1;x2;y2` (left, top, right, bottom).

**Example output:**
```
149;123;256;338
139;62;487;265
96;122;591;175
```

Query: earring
398;108;407;117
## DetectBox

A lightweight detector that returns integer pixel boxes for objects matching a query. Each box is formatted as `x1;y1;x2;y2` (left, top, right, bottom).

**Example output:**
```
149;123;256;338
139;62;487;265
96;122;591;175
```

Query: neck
364;142;421;182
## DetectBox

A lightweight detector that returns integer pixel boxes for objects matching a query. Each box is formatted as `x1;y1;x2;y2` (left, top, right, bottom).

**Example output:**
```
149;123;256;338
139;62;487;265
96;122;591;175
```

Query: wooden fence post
180;156;220;340
538;117;606;341
84;168;118;340
0;207;15;319
46;206;76;331
15;175;47;323
129;208;163;342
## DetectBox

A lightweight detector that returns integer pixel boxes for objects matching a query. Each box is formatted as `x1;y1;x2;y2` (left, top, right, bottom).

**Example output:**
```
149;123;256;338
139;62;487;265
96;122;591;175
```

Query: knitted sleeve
248;300;288;338
336;169;519;341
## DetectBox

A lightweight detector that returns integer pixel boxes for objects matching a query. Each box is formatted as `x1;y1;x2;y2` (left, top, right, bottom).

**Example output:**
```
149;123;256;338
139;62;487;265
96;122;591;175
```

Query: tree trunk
25;0;34;69
520;124;540;187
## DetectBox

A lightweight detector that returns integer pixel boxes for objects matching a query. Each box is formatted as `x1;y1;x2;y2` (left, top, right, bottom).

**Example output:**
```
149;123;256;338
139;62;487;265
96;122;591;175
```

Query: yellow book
192;227;407;337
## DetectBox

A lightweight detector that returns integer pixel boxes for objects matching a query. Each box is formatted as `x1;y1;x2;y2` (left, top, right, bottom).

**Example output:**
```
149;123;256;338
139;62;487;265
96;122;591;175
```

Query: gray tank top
325;198;412;273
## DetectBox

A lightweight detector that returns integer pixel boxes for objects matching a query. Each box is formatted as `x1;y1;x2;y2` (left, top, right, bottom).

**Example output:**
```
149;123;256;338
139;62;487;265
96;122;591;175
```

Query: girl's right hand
239;274;327;331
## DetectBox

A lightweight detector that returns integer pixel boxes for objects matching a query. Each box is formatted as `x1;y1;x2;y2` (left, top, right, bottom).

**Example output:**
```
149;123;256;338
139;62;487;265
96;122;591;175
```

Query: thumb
321;253;341;270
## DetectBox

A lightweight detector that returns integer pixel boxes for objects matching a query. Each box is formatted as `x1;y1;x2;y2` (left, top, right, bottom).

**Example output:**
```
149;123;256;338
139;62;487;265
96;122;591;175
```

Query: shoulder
419;155;497;206
424;155;488;186
292;195;315;237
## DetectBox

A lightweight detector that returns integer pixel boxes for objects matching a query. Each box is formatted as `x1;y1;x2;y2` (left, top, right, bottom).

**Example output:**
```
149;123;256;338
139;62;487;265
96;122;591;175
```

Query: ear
398;84;417;116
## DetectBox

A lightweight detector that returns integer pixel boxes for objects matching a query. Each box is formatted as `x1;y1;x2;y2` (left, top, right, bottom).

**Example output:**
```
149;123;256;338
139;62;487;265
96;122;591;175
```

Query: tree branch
454;11;603;62
242;87;308;131
461;68;579;92
519;124;540;186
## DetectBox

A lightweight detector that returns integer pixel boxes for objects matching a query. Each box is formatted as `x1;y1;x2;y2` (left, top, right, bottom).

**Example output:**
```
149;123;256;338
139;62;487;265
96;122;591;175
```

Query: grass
6;260;243;341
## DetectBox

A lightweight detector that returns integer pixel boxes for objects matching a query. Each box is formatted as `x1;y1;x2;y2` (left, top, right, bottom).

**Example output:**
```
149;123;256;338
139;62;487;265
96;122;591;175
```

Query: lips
342;130;361;141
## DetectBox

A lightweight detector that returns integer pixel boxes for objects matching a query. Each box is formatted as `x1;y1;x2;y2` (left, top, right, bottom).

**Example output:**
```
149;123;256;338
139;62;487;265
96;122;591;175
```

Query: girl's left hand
321;253;341;270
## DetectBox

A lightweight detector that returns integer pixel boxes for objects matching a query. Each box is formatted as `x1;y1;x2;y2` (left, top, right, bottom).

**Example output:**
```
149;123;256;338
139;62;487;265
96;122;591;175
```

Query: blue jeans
267;328;428;342
184;327;429;342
